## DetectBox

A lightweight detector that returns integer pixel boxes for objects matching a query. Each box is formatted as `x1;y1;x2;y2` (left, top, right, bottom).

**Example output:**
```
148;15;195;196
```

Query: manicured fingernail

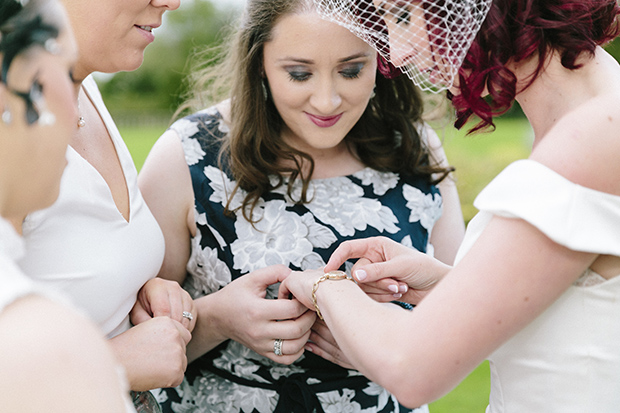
388;284;399;293
392;293;402;299
399;284;408;293
305;345;313;353
355;269;367;281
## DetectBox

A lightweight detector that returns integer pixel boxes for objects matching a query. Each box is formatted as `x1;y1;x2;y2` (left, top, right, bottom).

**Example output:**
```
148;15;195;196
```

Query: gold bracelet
312;270;354;321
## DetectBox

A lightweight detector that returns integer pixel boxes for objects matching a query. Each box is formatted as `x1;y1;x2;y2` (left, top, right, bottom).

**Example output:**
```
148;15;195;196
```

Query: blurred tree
99;0;239;125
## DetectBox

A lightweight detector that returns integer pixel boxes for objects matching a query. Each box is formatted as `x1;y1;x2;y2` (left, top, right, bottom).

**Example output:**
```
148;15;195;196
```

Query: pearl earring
1;108;12;124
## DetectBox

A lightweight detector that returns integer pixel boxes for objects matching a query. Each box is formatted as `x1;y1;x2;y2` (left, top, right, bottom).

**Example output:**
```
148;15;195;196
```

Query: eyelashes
286;63;365;82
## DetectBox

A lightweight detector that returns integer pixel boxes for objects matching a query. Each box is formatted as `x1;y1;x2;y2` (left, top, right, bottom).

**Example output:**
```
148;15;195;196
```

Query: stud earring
1;108;11;124
37;110;56;126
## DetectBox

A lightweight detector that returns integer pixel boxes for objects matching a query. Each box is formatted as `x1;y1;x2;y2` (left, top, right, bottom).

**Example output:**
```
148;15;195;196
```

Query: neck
515;47;612;143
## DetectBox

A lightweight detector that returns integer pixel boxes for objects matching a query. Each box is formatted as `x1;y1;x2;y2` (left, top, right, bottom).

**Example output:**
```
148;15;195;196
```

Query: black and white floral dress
155;106;442;413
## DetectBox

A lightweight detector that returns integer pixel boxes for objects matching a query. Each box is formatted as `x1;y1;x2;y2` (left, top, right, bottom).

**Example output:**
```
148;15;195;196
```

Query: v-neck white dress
18;75;165;338
455;160;620;412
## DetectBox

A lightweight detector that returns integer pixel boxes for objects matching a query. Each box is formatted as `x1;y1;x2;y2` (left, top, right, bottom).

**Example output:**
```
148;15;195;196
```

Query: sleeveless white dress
455;160;620;412
18;76;165;338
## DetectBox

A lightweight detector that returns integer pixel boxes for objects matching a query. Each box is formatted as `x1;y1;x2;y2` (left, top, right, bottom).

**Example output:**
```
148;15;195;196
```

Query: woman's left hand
130;277;197;332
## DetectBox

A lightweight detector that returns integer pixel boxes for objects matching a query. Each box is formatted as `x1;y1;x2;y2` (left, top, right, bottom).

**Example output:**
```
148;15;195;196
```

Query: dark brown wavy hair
180;0;452;223
451;0;620;132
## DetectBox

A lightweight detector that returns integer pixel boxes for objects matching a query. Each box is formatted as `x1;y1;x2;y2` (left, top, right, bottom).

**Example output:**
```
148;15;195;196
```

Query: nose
309;77;342;114
151;0;181;11
389;37;416;68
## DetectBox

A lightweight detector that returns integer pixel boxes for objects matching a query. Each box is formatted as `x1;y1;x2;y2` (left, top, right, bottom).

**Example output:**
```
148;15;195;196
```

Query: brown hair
180;0;452;223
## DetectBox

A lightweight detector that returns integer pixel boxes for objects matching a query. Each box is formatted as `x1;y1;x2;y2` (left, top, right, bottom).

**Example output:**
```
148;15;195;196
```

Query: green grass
122;116;533;412
120;124;168;170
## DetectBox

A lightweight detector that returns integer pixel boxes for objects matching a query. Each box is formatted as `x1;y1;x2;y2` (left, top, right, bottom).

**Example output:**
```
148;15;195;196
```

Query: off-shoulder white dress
455;160;620;412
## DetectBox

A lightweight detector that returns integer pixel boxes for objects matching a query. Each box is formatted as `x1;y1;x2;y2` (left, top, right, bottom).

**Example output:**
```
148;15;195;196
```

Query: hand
210;265;317;365
131;277;196;332
305;319;355;370
353;278;409;303
277;268;324;311
109;317;191;391
325;237;451;304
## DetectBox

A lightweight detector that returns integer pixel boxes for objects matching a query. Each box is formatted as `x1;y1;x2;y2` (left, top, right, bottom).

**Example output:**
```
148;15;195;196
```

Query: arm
425;126;465;265
138;129;195;286
282;217;594;407
139;129;316;364
0;296;131;412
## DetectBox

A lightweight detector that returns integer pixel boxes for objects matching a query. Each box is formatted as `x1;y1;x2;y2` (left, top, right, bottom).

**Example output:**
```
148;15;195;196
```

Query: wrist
312;270;355;321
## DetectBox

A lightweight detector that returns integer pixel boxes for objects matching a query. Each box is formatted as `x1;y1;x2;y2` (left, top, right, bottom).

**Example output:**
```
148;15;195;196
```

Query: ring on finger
274;338;284;356
182;311;194;321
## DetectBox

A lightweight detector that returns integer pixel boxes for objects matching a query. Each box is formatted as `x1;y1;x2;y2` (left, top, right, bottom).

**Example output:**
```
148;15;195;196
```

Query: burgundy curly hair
451;0;620;132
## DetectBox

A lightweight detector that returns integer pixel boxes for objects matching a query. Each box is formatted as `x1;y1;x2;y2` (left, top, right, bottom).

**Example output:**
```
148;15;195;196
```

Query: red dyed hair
451;0;620;132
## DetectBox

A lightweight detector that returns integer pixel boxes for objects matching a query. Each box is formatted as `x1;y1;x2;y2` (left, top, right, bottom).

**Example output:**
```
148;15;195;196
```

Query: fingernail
393;293;402;299
399;284;408;293
388;284;399;293
305;345;313;353
355;269;367;281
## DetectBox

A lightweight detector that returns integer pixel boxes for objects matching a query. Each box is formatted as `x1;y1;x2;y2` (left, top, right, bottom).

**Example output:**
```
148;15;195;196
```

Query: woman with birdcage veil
0;0;135;410
279;0;620;411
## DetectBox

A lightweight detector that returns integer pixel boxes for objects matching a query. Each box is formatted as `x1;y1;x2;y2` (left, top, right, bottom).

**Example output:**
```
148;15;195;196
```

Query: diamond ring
274;338;284;356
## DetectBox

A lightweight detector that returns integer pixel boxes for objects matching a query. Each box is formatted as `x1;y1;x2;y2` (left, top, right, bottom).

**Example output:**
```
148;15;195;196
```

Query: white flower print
269;364;306;380
184;230;232;297
213;342;270;384
194;210;227;250
403;184;442;230
401;235;413;248
318;389;363;413
171;371;277;413
174;119;205;166
363;382;390;411
280;177;399;237
354;168;399;196
205;165;246;211
230;201;335;273
300;251;326;271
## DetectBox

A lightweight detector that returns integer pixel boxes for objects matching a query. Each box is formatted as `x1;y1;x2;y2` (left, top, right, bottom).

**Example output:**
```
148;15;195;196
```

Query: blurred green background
111;0;619;411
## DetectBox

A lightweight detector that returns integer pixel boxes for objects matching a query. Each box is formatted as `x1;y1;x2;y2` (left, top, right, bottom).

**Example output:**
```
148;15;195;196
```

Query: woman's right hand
208;264;316;365
325;237;451;304
109;317;191;391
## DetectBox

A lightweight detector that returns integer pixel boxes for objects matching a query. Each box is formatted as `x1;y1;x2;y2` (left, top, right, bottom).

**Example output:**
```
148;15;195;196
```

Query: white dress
18;75;165;338
0;218;39;313
455;160;620;412
1;217;137;412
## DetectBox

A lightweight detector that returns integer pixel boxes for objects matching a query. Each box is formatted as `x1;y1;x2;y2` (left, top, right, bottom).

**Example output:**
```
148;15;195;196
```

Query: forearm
186;294;228;362
314;279;457;408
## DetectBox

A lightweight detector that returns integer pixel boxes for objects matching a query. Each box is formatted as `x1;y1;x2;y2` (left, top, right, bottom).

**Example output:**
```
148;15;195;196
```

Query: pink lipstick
305;112;343;128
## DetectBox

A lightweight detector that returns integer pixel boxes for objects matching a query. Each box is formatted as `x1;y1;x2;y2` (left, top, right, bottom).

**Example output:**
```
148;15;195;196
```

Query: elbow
386;377;442;409
373;357;448;408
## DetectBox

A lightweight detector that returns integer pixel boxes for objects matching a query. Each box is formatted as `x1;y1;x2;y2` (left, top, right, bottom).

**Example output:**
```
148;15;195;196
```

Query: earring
370;85;376;99
262;79;269;101
37;110;56;126
1;108;12;124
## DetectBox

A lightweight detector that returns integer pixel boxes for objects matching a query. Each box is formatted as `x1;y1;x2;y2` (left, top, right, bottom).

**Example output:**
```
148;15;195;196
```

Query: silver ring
182;311;194;321
274;338;283;356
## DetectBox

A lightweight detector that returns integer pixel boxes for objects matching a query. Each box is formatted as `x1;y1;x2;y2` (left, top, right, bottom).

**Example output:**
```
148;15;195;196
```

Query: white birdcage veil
313;0;492;93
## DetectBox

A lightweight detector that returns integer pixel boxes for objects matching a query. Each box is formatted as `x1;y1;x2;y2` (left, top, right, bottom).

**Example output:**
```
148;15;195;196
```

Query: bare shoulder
531;91;620;194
